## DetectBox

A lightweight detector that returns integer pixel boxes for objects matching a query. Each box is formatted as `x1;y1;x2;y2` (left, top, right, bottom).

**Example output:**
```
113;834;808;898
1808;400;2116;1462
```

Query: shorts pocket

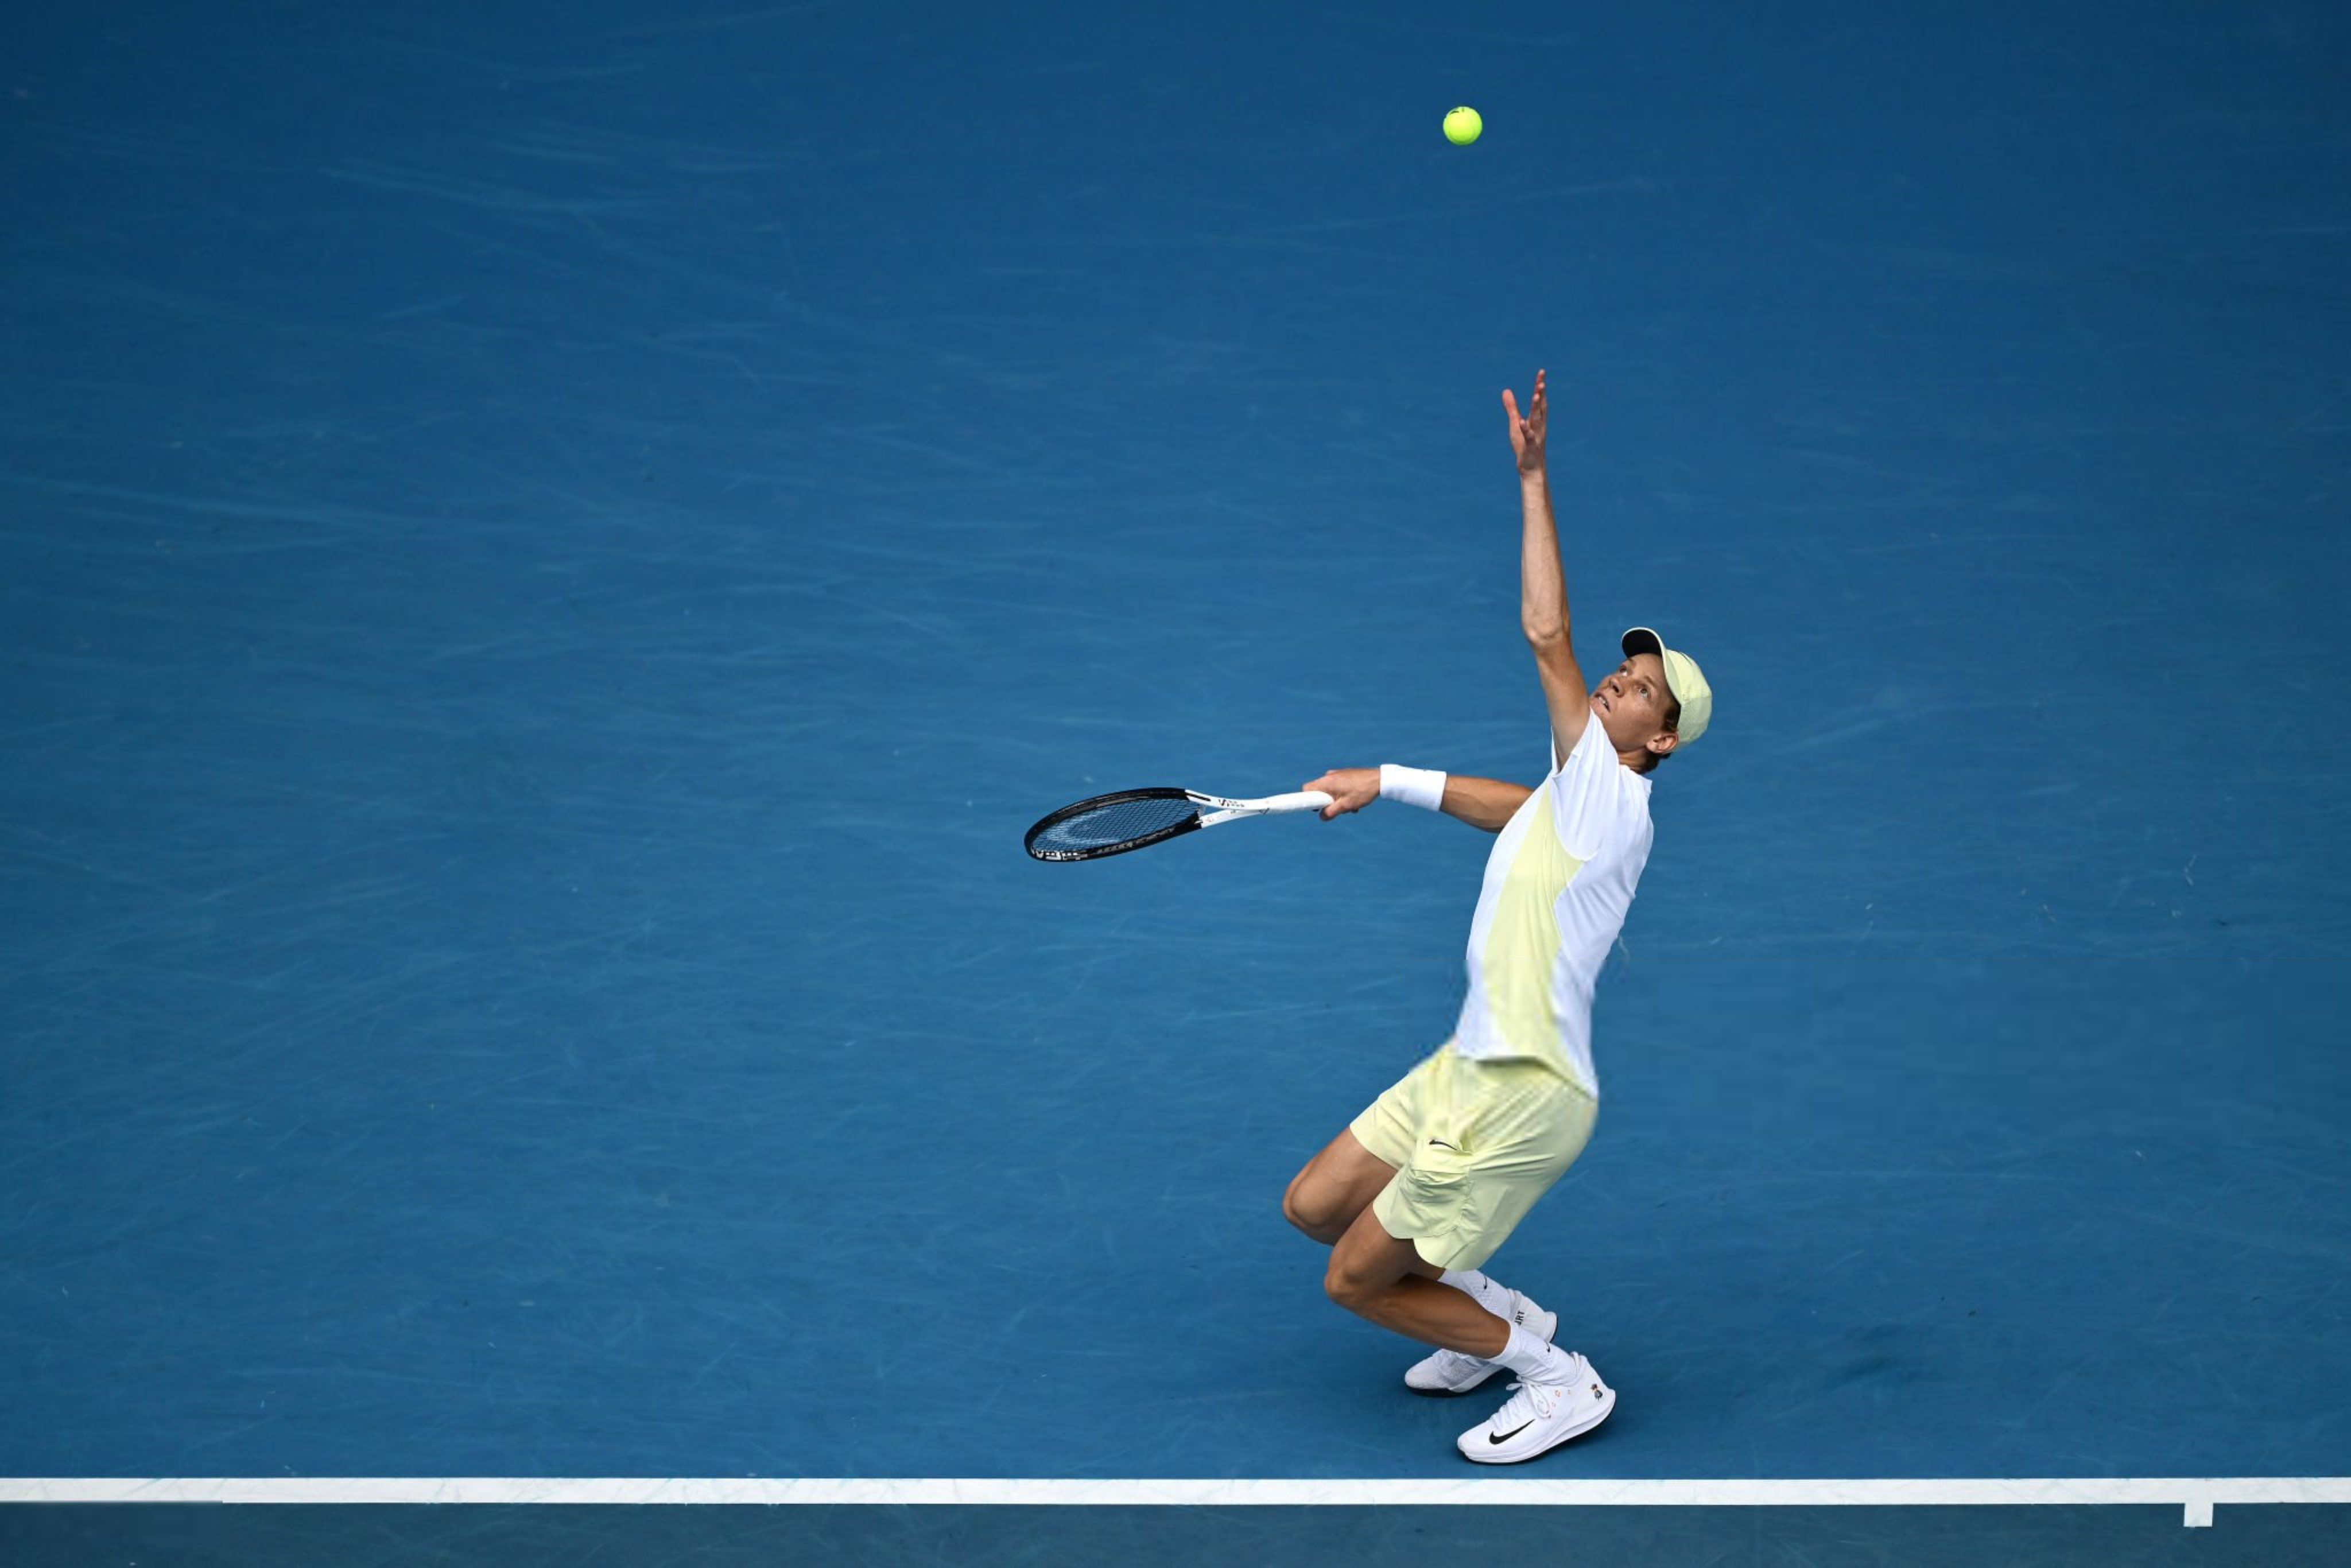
1384;1136;1480;1245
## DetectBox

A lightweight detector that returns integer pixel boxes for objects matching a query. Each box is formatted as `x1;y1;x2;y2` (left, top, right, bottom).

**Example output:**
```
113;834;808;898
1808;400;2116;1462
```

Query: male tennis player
1285;369;1712;1464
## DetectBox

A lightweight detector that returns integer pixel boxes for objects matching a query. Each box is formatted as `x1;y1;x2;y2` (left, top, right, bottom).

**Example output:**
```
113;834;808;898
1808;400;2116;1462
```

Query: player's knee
1322;1256;1372;1311
1283;1176;1345;1241
1280;1174;1321;1235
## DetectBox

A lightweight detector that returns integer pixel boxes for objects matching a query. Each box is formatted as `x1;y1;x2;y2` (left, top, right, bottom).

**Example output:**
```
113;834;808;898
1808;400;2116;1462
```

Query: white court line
5;1477;2351;1527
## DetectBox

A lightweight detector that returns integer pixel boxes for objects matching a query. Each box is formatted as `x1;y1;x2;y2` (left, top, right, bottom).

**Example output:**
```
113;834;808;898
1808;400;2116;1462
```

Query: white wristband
1378;764;1447;812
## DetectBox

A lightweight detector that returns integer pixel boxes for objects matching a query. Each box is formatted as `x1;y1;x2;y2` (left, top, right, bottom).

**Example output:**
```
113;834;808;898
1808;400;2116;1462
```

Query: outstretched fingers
1505;371;1549;452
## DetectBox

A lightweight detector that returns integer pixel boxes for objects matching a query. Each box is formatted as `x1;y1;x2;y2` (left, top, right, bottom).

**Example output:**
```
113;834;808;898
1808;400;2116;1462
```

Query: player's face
1592;653;1675;748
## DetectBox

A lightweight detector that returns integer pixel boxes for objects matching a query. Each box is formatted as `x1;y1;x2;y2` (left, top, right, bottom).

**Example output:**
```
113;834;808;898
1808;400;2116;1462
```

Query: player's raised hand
1503;368;1548;475
1302;768;1380;820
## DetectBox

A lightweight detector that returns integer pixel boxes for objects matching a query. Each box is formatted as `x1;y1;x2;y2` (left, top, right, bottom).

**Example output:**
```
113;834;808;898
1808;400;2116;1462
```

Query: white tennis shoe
1456;1352;1615;1465
1403;1294;1557;1396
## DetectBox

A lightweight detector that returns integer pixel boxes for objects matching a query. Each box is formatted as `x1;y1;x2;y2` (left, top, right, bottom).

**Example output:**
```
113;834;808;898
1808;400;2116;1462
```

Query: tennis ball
1444;106;1482;146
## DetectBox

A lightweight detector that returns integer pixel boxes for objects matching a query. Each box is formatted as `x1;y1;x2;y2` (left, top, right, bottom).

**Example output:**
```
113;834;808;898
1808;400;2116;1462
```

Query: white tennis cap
1621;627;1712;747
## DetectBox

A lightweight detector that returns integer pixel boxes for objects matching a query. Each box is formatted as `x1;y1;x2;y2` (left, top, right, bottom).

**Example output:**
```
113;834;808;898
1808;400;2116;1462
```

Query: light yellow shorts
1349;1042;1597;1271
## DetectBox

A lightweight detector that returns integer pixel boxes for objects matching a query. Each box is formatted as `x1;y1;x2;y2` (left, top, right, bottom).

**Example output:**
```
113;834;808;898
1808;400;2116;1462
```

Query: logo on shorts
1427;1139;1460;1152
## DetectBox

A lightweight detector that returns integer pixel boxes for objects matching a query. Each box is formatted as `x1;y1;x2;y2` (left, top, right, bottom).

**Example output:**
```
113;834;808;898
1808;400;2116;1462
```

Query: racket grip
1258;791;1335;814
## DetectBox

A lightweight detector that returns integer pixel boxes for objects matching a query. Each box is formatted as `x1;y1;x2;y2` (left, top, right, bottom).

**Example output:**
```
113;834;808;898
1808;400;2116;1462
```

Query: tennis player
1286;370;1712;1464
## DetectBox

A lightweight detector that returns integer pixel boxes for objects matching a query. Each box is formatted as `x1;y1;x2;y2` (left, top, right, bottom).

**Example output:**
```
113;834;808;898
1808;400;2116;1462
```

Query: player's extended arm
1301;769;1534;833
1440;775;1536;831
1505;370;1589;763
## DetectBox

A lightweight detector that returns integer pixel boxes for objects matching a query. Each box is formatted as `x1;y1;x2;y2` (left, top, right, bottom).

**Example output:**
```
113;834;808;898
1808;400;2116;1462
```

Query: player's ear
1649;731;1678;759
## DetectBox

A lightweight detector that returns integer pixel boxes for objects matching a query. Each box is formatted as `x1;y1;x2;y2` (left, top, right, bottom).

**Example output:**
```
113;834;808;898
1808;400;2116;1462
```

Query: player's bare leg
1323;1206;1510;1355
1321;1204;1613;1463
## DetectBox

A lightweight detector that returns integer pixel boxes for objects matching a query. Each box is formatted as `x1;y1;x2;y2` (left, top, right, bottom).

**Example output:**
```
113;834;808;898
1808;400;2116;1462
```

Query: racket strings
1031;795;1198;853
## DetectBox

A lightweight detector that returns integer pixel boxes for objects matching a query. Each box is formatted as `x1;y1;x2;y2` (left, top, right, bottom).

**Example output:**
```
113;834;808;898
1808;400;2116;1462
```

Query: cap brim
1621;627;1665;660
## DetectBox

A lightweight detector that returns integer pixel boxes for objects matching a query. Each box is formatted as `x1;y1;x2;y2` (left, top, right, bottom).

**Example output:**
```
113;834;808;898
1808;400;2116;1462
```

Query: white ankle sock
1496;1323;1574;1383
1440;1268;1515;1319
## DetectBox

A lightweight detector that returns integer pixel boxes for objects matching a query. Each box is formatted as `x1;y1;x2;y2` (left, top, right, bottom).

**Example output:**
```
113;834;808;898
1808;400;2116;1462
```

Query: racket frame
1024;787;1333;861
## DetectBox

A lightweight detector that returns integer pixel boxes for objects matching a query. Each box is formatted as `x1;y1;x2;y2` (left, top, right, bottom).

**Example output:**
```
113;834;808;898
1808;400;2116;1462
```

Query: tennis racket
1025;787;1334;861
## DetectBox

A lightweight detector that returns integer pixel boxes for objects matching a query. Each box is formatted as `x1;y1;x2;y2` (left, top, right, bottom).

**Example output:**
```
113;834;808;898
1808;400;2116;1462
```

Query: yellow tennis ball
1444;106;1482;146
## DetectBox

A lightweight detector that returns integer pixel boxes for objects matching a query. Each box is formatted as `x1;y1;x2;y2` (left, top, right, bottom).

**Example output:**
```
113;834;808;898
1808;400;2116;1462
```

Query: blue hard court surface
3;1;2348;1560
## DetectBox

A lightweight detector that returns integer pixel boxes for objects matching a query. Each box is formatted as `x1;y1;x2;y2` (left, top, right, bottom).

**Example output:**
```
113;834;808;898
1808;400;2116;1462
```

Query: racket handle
1256;791;1334;814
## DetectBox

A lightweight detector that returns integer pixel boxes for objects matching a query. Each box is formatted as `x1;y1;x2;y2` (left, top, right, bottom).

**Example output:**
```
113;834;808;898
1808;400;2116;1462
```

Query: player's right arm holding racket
1299;770;1533;832
1303;369;1586;833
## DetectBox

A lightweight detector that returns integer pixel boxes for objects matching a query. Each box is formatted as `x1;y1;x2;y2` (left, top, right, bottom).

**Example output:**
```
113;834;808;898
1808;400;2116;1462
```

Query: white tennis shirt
1449;707;1654;1096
